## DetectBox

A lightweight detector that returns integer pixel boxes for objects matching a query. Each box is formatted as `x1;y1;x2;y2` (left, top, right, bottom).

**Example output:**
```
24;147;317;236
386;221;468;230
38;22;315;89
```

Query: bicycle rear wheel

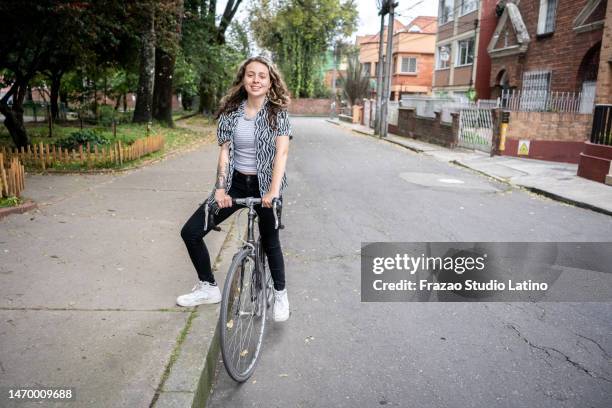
219;248;267;382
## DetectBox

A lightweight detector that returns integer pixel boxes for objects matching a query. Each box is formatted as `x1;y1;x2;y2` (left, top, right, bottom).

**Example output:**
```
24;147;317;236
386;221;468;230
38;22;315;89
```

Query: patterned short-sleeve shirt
207;99;292;205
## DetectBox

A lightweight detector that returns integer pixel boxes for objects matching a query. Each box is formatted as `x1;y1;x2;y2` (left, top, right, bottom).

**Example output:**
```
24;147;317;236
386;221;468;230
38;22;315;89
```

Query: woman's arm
262;135;290;208
214;141;232;208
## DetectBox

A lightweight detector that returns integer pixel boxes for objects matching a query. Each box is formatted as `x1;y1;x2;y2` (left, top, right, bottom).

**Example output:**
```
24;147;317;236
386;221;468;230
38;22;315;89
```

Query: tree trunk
0;81;31;148
60;89;68;110
152;0;183;127
152;48;176;127
198;80;216;115
50;73;62;122
133;6;156;124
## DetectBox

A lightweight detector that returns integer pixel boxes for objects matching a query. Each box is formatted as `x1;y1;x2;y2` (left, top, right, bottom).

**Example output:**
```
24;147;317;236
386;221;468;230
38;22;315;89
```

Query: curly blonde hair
215;56;291;131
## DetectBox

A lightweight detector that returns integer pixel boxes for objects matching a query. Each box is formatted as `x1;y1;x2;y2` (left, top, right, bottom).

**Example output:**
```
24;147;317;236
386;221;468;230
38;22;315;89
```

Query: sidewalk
0;144;234;407
329;119;612;216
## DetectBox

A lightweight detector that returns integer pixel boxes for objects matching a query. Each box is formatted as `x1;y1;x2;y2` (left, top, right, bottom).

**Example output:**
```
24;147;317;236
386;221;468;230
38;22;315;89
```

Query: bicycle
204;197;283;382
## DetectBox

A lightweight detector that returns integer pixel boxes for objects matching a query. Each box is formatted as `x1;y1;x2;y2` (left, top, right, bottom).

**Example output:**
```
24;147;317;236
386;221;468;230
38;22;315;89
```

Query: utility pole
331;41;338;119
374;1;389;135
380;0;397;138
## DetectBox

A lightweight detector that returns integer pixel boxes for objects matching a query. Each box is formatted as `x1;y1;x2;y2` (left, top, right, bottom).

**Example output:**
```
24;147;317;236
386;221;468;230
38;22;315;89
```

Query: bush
57;129;111;150
98;105;131;127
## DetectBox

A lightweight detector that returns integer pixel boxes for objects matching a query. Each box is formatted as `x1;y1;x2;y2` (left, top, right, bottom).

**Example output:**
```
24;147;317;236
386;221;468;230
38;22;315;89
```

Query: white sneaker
273;289;290;322
176;281;221;307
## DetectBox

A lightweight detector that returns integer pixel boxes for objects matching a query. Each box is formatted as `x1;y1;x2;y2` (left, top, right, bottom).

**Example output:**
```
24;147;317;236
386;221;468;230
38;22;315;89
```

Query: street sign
518;140;530;156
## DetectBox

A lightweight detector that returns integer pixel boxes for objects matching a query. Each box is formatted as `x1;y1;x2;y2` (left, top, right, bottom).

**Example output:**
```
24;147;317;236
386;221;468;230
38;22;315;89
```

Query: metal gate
458;108;494;152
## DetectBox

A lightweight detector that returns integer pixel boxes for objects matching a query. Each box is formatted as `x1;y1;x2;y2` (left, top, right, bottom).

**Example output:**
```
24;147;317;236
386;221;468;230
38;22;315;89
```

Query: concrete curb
0;200;37;219
153;213;246;408
518;186;612;217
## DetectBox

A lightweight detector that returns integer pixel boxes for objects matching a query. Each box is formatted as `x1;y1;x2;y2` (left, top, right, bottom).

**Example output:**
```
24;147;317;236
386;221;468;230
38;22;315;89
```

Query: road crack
506;323;612;384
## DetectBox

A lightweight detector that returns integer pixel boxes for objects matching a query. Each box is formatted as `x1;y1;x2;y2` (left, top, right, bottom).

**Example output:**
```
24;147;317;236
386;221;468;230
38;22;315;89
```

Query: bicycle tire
219;248;267;382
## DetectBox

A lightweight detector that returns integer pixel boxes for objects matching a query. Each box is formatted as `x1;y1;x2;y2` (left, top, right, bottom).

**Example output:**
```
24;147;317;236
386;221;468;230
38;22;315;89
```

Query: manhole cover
399;172;501;193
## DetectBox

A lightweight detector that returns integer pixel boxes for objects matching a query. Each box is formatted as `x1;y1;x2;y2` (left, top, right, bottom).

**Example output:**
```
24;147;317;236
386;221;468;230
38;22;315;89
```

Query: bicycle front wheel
219;248;267;382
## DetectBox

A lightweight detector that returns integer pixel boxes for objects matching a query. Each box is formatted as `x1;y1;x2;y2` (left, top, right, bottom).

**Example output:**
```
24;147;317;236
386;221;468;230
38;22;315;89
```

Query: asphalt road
207;118;612;408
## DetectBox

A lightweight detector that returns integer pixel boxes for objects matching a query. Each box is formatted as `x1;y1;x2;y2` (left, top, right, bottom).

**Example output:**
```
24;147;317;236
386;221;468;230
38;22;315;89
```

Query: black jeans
181;172;285;290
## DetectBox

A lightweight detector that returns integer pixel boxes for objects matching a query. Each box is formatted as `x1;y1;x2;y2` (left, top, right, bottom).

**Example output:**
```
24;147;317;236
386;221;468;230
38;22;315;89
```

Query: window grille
520;70;551;110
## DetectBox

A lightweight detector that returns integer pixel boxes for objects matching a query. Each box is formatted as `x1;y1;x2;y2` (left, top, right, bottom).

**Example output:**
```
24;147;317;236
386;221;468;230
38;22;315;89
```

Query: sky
355;0;438;37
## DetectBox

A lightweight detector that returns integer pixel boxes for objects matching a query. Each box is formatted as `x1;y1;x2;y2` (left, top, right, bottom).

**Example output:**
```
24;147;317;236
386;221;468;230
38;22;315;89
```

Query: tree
340;54;369;106
0;1;143;145
152;0;184;127
181;0;247;114
0;1;74;147
133;2;156;123
250;0;357;98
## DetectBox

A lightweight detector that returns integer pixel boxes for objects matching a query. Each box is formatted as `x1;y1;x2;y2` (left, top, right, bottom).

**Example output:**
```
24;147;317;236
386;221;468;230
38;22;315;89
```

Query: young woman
177;56;292;322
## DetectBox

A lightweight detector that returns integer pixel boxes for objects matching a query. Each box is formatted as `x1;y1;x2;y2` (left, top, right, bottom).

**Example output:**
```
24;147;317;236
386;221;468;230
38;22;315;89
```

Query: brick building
433;0;498;100
488;0;606;98
486;0;608;165
578;1;612;183
357;16;437;100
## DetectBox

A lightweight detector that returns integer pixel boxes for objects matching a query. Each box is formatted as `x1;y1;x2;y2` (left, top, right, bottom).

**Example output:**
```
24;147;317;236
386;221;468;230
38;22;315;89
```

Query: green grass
0;116;216;171
0;196;22;207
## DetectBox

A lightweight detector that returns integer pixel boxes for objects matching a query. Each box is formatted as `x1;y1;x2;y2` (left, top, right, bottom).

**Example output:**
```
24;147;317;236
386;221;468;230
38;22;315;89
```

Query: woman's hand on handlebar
215;189;232;208
262;191;279;208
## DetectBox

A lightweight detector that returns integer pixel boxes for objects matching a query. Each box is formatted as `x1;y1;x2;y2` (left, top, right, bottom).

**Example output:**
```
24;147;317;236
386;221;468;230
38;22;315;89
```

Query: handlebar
204;197;283;232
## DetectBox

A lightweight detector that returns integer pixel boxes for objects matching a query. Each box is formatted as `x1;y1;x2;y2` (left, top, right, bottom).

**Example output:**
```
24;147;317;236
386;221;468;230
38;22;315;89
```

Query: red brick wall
490;0;605;92
434;69;451;87
502;111;592;163
395;107;459;147
287;98;333;116
507;111;593;142
475;0;498;99
596;2;612;103
391;54;435;89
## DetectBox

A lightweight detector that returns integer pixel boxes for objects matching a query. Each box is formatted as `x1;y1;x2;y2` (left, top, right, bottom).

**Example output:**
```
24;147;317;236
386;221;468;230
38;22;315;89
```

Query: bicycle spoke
220;234;269;381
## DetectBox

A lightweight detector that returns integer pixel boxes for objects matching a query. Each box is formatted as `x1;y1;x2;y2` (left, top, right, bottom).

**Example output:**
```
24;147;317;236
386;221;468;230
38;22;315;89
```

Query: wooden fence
0;153;25;198
0;135;164;170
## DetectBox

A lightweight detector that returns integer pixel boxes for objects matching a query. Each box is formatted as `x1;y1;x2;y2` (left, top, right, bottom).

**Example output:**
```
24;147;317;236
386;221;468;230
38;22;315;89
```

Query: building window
363;62;371;77
537;0;558;35
461;0;477;15
401;57;417;73
521;70;552;110
439;0;454;24
437;45;451;69
375;62;380;77
393;57;397;74
456;38;475;66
